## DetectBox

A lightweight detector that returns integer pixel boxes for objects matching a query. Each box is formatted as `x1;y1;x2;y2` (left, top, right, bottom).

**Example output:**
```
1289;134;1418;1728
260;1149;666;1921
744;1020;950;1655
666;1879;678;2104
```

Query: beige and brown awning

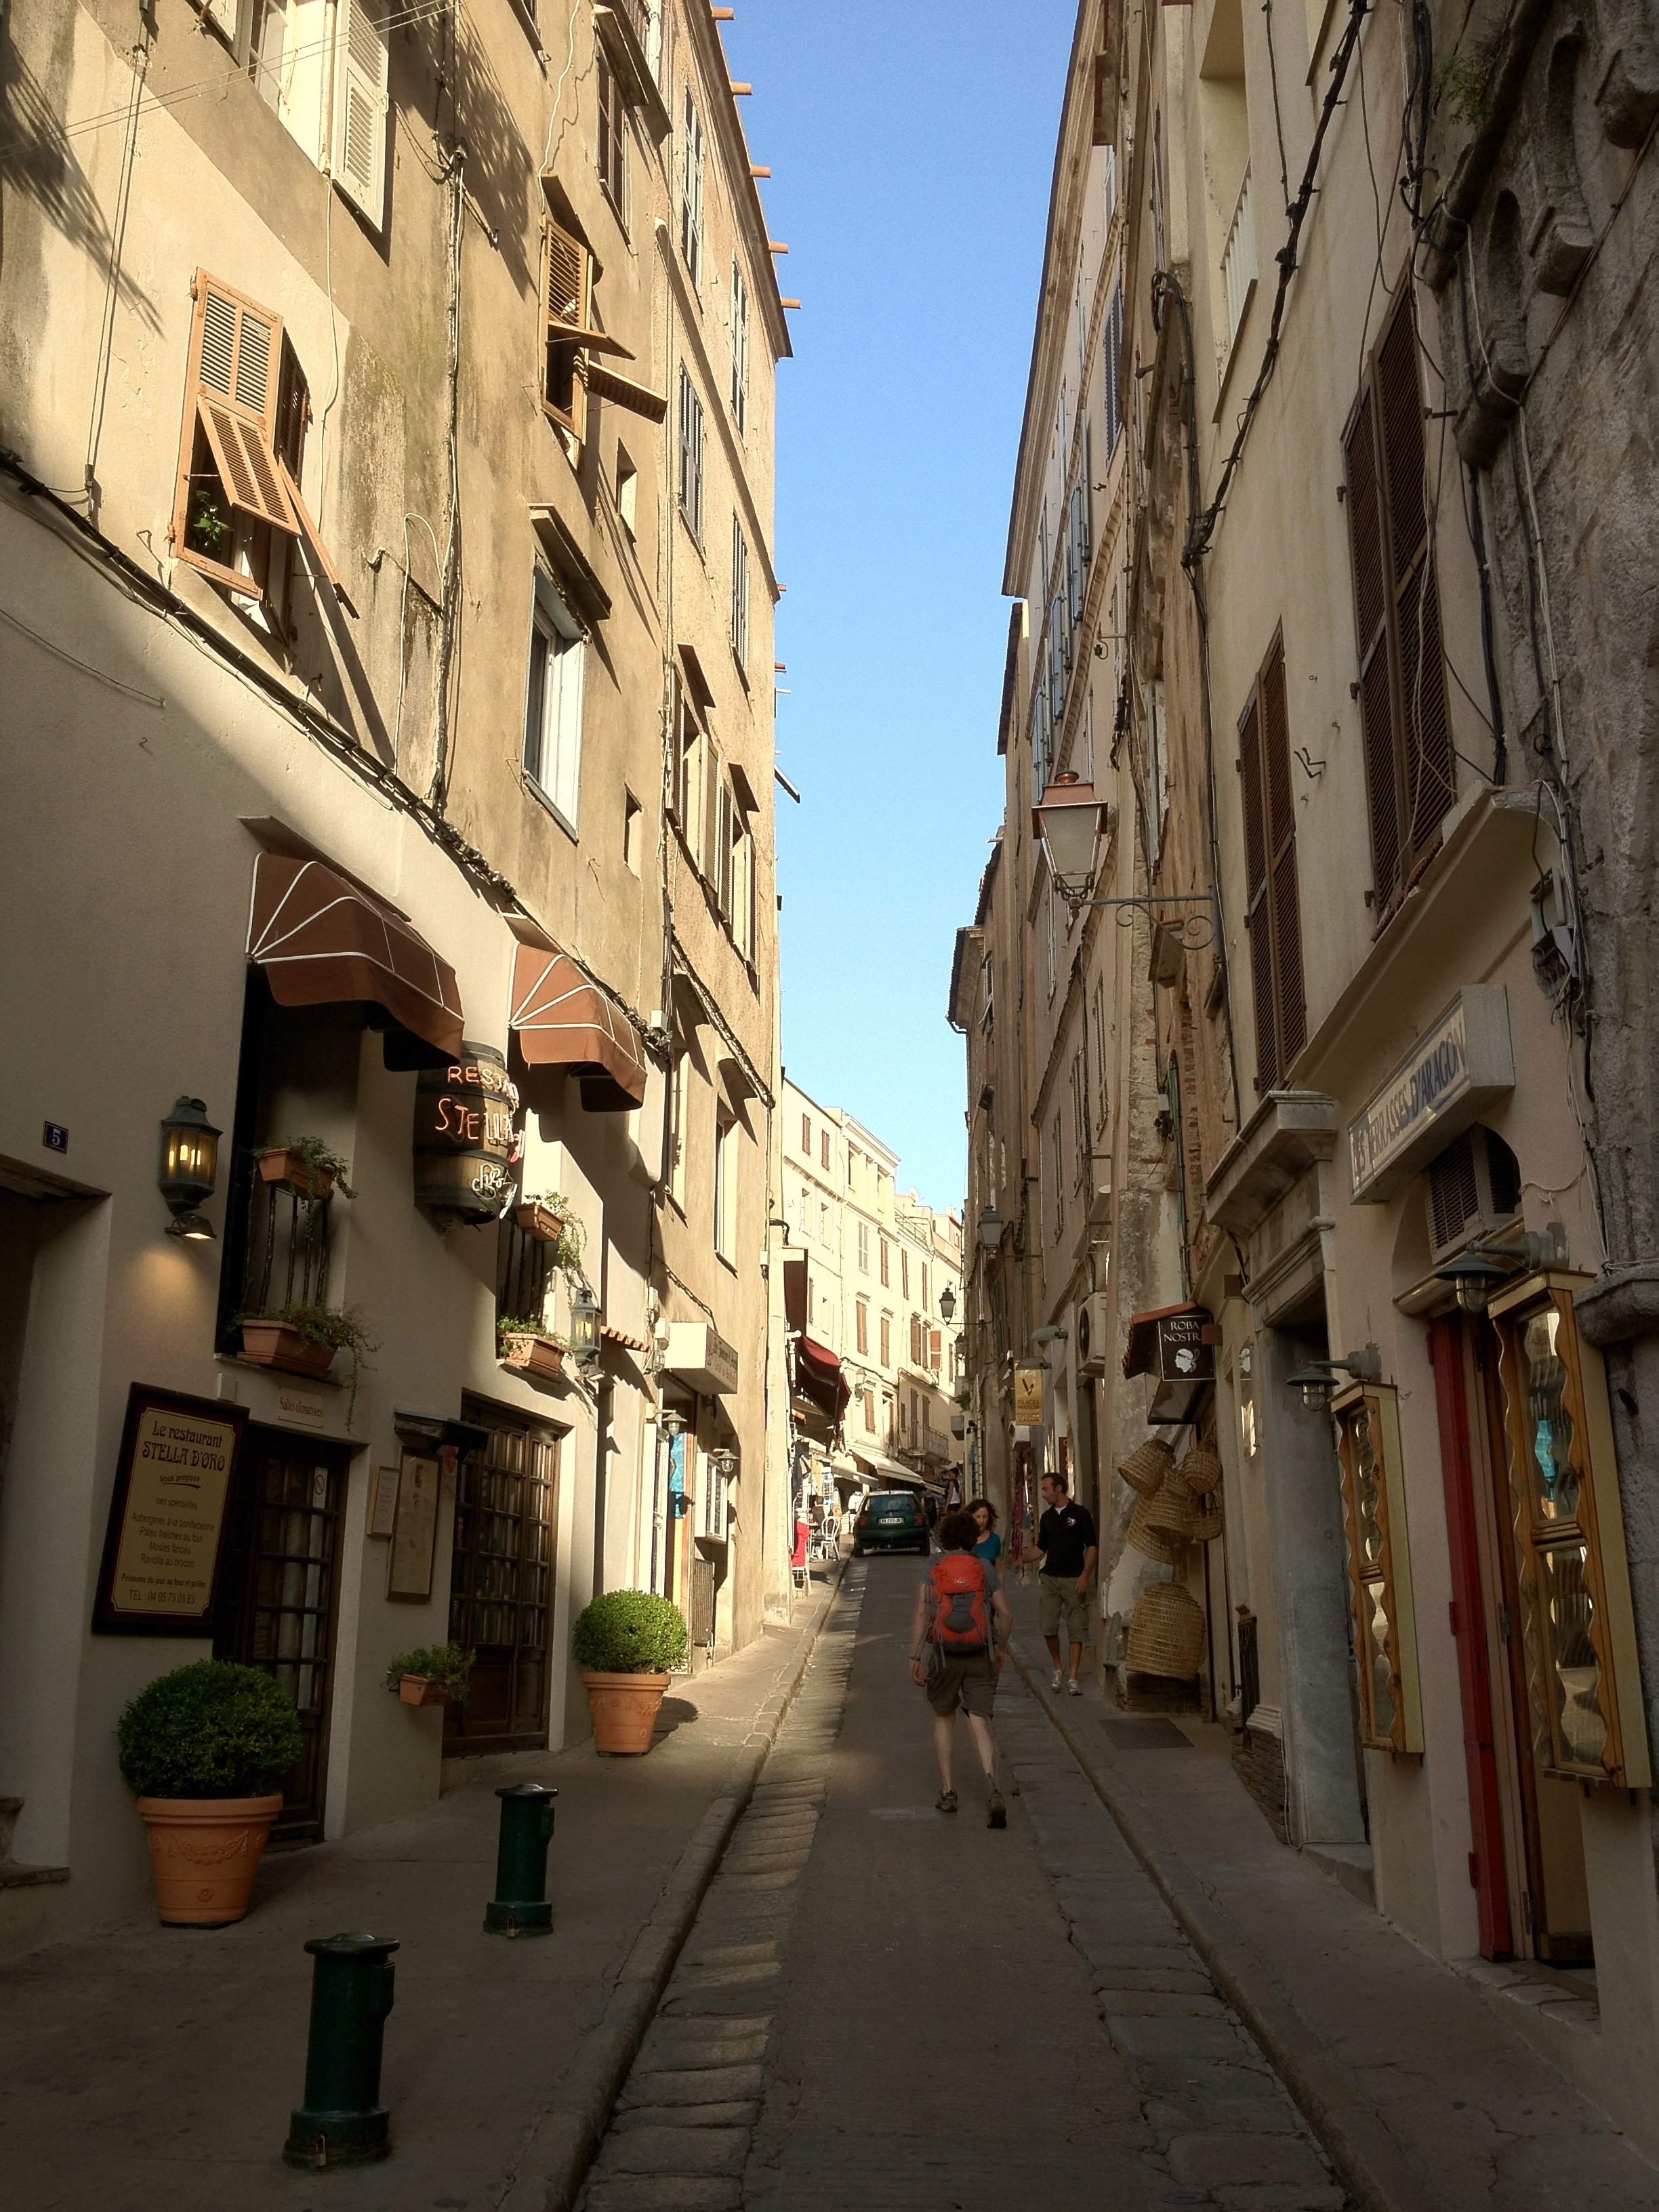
247;854;464;1060
509;943;649;1112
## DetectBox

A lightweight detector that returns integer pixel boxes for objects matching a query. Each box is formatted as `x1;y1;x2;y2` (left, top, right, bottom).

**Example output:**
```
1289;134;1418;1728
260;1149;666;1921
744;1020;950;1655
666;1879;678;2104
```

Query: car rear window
868;1498;919;1518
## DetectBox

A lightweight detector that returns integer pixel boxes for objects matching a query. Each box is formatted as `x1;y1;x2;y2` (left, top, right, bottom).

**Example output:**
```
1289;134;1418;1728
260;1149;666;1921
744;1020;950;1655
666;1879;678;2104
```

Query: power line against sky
733;0;1078;1215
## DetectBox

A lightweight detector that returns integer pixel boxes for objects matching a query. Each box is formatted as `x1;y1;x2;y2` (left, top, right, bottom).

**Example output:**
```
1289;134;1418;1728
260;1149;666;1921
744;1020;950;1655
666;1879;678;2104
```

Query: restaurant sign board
1347;987;1514;1204
1012;1362;1046;1427
92;1385;248;1634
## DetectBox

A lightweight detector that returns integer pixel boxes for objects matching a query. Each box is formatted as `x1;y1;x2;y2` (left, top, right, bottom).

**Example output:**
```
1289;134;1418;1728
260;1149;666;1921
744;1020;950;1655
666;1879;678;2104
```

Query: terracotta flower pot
137;1793;284;1925
581;1669;672;1755
258;1149;335;1201
500;1334;566;1382
398;1674;448;1706
512;1202;569;1245
239;1320;335;1380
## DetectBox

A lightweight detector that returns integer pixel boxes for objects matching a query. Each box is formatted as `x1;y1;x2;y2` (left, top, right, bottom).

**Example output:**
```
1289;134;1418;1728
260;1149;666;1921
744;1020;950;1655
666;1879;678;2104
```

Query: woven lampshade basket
1143;1470;1199;1543
1128;1580;1207;1679
1126;1494;1189;1566
1118;1436;1176;1501
1189;1499;1225;1542
1179;1442;1223;1496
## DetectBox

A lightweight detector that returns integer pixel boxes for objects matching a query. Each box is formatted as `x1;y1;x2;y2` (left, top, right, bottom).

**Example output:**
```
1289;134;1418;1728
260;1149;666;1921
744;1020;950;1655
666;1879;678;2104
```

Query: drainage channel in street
575;1562;1347;2211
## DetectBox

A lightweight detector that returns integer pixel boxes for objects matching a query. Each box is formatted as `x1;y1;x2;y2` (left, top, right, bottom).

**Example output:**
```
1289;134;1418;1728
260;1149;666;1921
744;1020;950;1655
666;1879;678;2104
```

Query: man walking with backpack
1037;1469;1098;1695
909;1510;1013;1825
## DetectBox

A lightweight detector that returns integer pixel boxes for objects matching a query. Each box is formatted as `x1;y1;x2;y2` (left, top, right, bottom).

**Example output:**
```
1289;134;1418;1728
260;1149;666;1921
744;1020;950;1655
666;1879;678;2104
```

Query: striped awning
247;854;463;1058
509;943;648;1112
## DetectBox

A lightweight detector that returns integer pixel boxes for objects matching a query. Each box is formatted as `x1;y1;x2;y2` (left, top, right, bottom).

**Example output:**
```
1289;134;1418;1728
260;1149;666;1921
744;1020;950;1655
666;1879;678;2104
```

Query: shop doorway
1439;1313;1593;1961
213;1425;349;1843
444;1406;562;1754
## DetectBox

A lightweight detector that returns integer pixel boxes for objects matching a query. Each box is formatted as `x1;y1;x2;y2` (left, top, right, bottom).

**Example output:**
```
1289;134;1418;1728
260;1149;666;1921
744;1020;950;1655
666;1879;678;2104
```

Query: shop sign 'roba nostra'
1347;987;1514;1204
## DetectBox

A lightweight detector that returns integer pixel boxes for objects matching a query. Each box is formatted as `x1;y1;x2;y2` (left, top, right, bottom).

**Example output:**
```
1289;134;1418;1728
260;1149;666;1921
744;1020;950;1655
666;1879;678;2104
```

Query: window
220;0;388;228
623;791;642;874
731;517;750;670
818;1202;828;1247
668;1044;691;1210
1343;293;1453;916
1237;632;1305;1091
714;1111;737;1262
672;672;706;842
1071;1048;1089;1168
680;87;704;285
1221;167;1256;346
731;256;750;432
596;44;626;213
900;1248;909;1298
820;1128;830;1170
1051;1115;1065;1241
880;1239;890;1288
801;1113;811;1155
523;575;586;830
857;1221;869;1273
678;366;705;543
920;1262;929;1311
615;443;638;537
862;1387;875;1433
856;1299;869;1355
909;1313;923;1366
171;272;303;605
1103;279;1124;453
879;1313;891;1367
541;216;594;438
1092;979;1110;1128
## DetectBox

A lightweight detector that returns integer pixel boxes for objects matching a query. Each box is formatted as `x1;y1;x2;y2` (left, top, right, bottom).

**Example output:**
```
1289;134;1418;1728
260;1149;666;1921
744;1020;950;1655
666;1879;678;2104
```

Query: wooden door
445;1413;560;1753
213;1425;347;1842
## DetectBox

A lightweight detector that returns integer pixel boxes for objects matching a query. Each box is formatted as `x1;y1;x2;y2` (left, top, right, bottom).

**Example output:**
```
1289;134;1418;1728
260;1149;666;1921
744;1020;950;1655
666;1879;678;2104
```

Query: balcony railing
1222;167;1256;348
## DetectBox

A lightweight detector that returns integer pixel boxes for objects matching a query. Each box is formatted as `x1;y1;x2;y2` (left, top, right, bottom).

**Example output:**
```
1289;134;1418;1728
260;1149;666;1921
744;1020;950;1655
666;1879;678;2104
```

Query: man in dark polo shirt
1036;1469;1098;1695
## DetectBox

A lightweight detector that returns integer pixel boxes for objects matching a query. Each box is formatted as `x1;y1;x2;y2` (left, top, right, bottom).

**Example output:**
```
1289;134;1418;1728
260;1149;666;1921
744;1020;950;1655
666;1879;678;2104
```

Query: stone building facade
0;0;792;1948
956;0;1659;2150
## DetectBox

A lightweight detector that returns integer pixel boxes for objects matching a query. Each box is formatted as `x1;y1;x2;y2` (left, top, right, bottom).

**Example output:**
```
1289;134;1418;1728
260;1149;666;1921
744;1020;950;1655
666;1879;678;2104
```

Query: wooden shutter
1345;294;1454;915
331;0;388;229
583;361;667;422
173;272;297;558
1239;635;1305;1091
545;217;592;336
197;0;237;39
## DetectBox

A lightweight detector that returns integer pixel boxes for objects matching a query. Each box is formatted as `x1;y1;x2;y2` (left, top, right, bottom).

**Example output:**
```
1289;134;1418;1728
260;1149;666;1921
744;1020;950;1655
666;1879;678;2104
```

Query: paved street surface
581;1557;1344;2211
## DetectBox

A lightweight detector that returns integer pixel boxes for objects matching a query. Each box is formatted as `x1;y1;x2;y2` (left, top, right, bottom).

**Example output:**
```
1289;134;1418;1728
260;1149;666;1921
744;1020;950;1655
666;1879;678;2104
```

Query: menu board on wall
91;1385;249;1635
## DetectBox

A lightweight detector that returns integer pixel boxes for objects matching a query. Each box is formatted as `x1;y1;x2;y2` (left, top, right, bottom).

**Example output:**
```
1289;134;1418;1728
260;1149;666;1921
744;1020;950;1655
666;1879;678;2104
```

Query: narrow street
581;1557;1341;2211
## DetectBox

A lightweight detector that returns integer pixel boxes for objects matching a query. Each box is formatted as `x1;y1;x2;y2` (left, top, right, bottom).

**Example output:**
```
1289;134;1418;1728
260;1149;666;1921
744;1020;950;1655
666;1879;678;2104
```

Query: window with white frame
596;43;626;216
731;516;750;669
680;86;704;287
714;1109;738;1261
207;0;388;230
524;575;586;830
731;257;750;432
678;366;705;544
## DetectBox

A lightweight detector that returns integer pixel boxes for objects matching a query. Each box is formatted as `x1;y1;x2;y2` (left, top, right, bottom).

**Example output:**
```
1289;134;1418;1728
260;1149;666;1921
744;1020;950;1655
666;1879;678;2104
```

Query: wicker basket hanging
1189;1498;1226;1542
1144;1470;1198;1543
1128;1580;1207;1679
1117;1436;1176;1501
1126;1494;1189;1566
1179;1442;1223;1496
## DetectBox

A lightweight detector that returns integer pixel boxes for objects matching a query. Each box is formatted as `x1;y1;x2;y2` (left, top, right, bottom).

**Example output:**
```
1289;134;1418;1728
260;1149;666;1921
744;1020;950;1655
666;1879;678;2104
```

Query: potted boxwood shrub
237;1302;377;1422
117;1660;303;1925
572;1590;689;1754
497;1314;567;1382
386;1643;475;1707
254;1137;356;1203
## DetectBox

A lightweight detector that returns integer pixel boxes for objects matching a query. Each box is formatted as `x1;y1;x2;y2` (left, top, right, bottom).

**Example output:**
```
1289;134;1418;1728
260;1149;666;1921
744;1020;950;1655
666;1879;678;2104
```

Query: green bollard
484;1783;557;1937
283;1932;399;2169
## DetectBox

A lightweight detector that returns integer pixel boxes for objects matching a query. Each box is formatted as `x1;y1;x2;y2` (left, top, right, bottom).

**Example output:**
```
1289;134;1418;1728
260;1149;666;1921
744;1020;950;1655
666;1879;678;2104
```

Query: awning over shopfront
793;1334;849;1422
247;854;464;1061
509;943;649;1112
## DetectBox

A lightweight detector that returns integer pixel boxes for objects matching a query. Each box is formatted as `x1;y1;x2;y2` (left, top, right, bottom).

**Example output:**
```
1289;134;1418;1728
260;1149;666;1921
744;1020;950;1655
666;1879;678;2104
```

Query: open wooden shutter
584;361;668;422
179;272;297;540
1261;642;1306;1069
1239;689;1277;1090
331;0;389;228
1345;378;1400;909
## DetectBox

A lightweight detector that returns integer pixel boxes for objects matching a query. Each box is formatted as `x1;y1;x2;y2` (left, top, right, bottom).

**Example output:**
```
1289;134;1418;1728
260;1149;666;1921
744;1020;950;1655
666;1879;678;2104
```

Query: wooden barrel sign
413;1043;520;1218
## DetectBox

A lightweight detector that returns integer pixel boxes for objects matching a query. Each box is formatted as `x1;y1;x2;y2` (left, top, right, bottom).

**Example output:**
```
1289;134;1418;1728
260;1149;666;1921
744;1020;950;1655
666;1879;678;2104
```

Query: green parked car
852;1492;931;1556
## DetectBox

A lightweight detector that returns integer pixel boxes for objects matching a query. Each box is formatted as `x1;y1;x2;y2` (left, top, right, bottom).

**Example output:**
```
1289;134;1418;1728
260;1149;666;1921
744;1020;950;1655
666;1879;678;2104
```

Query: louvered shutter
179;272;297;541
1238;691;1277;1090
1261;643;1306;1067
1345;376;1401;909
197;0;237;37
330;0;388;228
545;217;592;335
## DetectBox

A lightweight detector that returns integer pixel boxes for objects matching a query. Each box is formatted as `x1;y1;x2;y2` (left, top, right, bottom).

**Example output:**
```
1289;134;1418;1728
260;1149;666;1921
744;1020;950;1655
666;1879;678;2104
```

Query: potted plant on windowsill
117;1660;304;1926
573;1591;689;1754
254;1137;357;1203
497;1315;569;1382
511;1193;584;1277
237;1303;377;1422
386;1643;475;1708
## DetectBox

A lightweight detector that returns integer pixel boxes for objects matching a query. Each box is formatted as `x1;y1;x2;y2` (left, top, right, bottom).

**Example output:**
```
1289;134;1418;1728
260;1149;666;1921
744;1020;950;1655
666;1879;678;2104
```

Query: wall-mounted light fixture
1434;1225;1568;1315
1285;1343;1382;1412
568;1280;601;1371
977;1202;1006;1253
159;1096;220;1241
1031;773;1111;901
939;1285;957;1323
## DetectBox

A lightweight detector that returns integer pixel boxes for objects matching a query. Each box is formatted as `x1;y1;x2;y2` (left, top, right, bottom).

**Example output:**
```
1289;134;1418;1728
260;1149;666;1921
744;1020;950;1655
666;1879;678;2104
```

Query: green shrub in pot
385;1643;475;1702
117;1660;303;1799
572;1590;689;1675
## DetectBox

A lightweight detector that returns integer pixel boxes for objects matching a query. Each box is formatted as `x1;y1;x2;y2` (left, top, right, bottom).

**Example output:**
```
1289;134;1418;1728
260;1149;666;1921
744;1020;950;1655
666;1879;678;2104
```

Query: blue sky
732;0;1078;1217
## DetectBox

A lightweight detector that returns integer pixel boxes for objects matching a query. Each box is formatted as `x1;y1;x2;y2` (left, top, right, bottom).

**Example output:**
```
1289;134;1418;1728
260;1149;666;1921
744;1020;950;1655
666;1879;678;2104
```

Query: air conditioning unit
1425;1125;1522;1263
1076;1292;1111;1376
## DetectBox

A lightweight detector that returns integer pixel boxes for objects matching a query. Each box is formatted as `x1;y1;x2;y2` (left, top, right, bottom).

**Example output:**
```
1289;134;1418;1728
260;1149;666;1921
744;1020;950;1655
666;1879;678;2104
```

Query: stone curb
1011;1646;1441;2212
495;1565;846;2212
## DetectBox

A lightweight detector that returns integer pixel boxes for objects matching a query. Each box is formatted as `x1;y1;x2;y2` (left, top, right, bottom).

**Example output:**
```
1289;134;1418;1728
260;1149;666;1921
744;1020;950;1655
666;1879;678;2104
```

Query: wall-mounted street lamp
159;1096;220;1241
978;1202;1006;1253
1031;773;1111;901
1434;1225;1568;1315
1285;1343;1382;1412
568;1281;601;1372
939;1285;957;1323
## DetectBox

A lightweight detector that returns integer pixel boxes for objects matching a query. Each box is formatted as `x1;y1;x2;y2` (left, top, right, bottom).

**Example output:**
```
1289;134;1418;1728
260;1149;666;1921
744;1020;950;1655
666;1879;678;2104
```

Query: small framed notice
387;1454;441;1600
366;1465;402;1539
91;1385;249;1635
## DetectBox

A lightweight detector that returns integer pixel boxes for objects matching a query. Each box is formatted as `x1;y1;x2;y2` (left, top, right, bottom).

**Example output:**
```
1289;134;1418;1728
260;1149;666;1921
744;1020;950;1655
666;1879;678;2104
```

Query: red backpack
929;1553;991;1654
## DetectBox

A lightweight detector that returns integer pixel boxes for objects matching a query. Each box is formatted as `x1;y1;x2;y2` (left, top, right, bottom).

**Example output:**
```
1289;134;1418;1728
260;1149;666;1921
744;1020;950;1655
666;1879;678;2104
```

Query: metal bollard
283;1931;400;2169
483;1782;557;1938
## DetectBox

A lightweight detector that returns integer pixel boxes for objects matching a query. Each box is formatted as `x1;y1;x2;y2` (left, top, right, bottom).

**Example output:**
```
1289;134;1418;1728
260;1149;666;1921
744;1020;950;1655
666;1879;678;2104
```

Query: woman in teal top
969;1498;1002;1565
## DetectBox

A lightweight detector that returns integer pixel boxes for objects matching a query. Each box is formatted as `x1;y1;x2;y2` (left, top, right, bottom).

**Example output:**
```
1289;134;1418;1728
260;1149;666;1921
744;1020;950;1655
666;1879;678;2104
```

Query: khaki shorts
926;1651;998;1718
1039;1574;1092;1643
